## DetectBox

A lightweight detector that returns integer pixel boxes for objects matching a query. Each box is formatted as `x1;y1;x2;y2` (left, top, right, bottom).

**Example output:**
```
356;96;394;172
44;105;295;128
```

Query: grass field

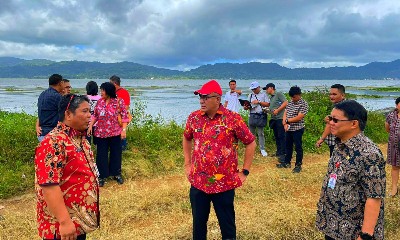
1;144;399;240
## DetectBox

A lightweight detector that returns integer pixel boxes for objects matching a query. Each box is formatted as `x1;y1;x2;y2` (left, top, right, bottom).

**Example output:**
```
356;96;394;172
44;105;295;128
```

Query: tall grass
0;90;388;199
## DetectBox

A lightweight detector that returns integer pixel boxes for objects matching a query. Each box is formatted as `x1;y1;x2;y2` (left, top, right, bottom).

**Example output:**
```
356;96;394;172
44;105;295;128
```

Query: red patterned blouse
35;122;100;239
184;105;255;194
92;97;129;138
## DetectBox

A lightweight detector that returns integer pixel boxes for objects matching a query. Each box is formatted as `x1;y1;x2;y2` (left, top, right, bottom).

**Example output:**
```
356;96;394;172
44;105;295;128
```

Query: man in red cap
183;79;256;239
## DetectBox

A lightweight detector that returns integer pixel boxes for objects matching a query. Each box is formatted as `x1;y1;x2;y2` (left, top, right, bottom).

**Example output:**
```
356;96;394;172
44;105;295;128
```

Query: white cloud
0;0;399;69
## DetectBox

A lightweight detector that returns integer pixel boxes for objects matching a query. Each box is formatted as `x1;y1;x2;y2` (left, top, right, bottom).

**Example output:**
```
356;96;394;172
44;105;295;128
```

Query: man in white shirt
223;79;242;112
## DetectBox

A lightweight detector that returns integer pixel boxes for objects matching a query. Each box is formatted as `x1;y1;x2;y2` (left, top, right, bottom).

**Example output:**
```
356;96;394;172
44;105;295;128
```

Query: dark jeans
269;119;286;156
96;135;122;179
44;234;86;240
190;186;236;240
325;235;335;240
121;138;127;151
284;128;304;166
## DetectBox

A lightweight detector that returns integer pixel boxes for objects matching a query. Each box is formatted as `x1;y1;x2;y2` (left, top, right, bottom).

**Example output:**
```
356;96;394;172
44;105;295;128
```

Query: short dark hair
62;79;70;83
229;79;236;84
86;81;98;96
334;100;367;131
49;74;63;86
109;75;121;86
288;86;301;97
58;94;89;121
100;82;117;98
396;97;400;105
331;84;345;94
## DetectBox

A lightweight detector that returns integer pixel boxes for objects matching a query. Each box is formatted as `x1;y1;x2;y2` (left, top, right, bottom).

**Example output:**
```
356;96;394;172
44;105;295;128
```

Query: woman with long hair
88;82;128;187
385;97;400;197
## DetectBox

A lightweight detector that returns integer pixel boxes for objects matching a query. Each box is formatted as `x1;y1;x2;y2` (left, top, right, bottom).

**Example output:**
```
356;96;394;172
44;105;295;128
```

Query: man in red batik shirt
35;94;99;240
183;79;256;240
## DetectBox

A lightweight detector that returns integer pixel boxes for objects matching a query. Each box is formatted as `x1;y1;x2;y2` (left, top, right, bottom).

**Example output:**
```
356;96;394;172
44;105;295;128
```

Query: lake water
1;78;399;124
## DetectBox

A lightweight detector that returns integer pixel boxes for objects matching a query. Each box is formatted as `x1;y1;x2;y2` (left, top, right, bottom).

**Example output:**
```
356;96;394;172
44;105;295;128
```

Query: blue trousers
190;186;236;240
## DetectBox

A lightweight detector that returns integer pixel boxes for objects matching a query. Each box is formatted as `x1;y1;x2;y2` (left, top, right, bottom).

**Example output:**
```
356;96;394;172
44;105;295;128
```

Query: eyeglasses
199;95;218;100
328;115;353;123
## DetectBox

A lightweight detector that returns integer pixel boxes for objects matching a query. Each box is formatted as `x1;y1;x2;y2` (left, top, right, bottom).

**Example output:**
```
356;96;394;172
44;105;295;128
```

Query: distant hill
0;57;399;79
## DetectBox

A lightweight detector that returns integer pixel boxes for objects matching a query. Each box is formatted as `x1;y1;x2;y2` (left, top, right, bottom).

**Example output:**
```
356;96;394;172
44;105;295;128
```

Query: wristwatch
242;169;250;176
285;119;289;124
359;232;374;240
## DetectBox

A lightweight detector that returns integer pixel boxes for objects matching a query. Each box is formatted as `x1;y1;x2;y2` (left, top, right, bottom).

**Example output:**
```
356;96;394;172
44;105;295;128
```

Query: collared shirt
268;91;287;120
248;92;269;114
92;98;129;138
116;88;131;107
316;133;385;240
183;105;255;194
37;87;62;136
224;91;240;112
35;122;100;239
285;98;308;131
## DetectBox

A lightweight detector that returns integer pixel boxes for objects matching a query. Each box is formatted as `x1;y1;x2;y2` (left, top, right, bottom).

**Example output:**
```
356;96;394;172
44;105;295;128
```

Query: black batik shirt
316;133;385;240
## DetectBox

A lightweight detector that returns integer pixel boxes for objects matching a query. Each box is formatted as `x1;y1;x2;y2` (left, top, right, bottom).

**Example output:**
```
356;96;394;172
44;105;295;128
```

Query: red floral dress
184;105;255;194
35;122;100;239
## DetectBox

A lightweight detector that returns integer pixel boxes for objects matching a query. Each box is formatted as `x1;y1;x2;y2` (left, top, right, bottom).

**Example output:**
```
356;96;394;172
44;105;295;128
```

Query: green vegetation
0;90;388;199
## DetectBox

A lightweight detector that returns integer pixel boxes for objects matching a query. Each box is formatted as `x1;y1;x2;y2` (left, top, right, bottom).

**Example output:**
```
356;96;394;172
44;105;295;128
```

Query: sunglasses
199;94;218;100
328;115;354;123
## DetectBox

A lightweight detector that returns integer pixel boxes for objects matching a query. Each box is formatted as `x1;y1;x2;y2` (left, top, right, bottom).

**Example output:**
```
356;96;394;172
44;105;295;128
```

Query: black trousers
269;119;286;156
44;233;86;240
96;135;122;179
190;186;236;240
329;145;334;157
284;128;304;166
325;235;335;240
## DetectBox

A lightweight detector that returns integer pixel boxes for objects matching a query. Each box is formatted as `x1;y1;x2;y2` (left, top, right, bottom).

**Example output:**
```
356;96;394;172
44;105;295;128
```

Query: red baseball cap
194;80;222;96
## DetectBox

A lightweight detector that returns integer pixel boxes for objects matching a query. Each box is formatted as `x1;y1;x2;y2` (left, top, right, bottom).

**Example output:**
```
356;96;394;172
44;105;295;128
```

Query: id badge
328;173;337;189
100;110;105;116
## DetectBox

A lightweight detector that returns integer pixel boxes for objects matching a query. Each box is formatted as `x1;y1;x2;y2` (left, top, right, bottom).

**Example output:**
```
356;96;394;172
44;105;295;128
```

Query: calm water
1;79;399;123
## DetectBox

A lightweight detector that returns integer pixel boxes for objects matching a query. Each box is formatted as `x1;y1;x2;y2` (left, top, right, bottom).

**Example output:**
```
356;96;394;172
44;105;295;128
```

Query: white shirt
248;92;269;113
224;91;241;112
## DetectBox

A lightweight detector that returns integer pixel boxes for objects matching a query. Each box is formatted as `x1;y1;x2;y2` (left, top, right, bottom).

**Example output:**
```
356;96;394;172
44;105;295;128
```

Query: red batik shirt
184;105;255;194
35;122;100;239
92;97;128;138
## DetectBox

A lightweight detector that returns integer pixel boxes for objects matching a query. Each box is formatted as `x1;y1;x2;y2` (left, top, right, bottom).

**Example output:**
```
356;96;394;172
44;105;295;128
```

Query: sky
0;0;399;70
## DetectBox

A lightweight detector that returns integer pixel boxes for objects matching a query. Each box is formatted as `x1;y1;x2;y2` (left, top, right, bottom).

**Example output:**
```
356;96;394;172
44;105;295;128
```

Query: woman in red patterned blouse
88;82;129;187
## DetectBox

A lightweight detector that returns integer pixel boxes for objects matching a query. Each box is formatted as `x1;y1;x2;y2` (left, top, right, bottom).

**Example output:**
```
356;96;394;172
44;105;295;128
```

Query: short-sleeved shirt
37;87;62;136
224;91;240;112
316;133;385;240
248;92;269;114
35;122;100;239
183;105;255;194
92;98;129;138
268;91;287;120
116;88;131;107
285;98;308;131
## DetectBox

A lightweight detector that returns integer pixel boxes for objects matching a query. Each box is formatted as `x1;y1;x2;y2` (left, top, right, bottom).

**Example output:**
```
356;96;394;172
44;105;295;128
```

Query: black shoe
114;175;124;185
292;165;302;173
277;155;286;163
99;178;105;187
276;163;291;168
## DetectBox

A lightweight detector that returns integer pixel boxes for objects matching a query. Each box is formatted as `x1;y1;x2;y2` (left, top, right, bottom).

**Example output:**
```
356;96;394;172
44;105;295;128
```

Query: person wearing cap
277;86;308;173
223;79;242;112
263;83;288;162
244;81;270;157
183;79;256;240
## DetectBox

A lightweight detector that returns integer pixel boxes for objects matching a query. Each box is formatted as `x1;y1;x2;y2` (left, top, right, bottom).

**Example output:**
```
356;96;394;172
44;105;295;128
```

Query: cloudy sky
0;0;399;70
